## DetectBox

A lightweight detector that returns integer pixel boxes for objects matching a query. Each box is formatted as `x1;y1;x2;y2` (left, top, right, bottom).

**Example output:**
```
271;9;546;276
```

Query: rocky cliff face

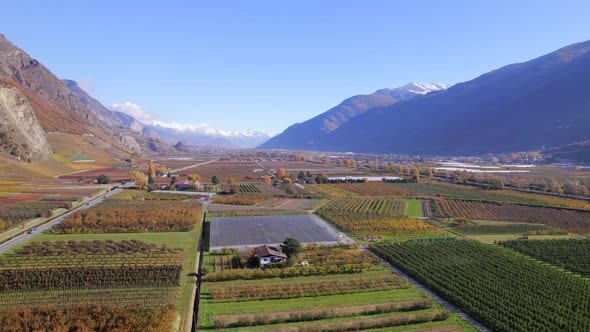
0;85;51;160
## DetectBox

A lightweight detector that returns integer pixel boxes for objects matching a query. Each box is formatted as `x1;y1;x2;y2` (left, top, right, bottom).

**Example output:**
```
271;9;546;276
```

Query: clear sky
2;1;589;134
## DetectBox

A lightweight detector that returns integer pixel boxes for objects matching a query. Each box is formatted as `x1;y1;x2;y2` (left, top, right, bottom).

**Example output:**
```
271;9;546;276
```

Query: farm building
255;245;287;266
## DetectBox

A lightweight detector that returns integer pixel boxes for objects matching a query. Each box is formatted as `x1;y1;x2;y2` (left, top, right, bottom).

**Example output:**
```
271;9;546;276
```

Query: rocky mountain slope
261;40;590;156
0;34;136;161
259;82;448;150
62;79;171;154
0;82;50;161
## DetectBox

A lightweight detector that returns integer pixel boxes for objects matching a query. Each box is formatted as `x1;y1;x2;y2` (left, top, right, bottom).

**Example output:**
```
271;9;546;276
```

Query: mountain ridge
259;82;449;150
260;40;590;156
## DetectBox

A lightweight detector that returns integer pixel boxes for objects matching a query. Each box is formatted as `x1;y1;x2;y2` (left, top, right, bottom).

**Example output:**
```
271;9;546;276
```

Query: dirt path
173;159;219;173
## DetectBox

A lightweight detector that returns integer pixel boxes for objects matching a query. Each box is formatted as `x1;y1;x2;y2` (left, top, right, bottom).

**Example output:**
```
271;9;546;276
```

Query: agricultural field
451;221;562;235
181;161;261;180
49;200;201;234
307;184;359;197
500;239;590;277
317;210;446;241
388;182;590;209
320;198;407;215
59;167;136;182
254;183;287;195
371;240;590;332
0;239;182;331
434;199;590;235
0;194;204;332
328;182;414;196
108;190;200;201
406;199;425;217
0;184;106;232
238;183;262;193
211;193;270;206
199;245;474;331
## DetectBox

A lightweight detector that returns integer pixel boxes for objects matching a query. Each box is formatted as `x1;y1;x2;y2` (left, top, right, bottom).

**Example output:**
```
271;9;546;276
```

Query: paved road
0;188;123;254
360;246;490;332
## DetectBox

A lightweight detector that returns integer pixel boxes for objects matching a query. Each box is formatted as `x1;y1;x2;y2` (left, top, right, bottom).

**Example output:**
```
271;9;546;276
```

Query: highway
0;187;123;254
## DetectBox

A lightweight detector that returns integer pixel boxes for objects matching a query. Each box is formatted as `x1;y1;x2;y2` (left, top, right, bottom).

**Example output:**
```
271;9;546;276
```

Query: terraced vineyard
500;239;590;277
434;199;590;234
371;240;590;332
320;198;406;215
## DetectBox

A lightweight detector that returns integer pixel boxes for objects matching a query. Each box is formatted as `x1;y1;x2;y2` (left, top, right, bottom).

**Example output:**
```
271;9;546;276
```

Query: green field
406;199;423;217
371;240;590;332
500;239;590;277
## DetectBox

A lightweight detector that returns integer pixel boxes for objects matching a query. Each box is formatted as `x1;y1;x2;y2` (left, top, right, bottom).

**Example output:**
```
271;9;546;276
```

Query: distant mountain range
260;40;590;158
0;33;270;165
259;82;449;150
148;121;271;149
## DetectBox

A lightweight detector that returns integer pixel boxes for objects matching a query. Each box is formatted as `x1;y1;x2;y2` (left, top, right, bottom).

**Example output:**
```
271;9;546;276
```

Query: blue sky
2;1;590;134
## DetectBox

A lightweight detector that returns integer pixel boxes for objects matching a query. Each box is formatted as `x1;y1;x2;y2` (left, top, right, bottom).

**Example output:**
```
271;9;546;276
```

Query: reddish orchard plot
209;214;342;249
435;199;590;234
181;161;260;180
0;194;45;208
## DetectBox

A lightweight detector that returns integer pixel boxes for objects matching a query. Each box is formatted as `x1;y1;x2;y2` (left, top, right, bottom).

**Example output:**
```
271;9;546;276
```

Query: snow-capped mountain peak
148;120;272;148
402;82;451;95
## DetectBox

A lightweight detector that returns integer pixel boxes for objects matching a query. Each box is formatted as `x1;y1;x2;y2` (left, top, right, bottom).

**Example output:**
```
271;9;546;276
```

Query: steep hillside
62;79;171;154
264;40;590;155
259;83;448;150
0;34;134;162
0;82;50;160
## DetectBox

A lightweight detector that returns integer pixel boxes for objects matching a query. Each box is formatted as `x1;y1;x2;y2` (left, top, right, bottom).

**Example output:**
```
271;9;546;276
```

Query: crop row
318;210;436;235
212;300;434;328
203;263;376;282
320;198;406;215
435;199;590;234
0;287;178;309
14;239;181;256
0;265;182;291
453;222;555;235
0;304;176;332
50;200;200;233
388;182;590;209
238;184;261;193
0;201;67;229
255;310;450;332
329;182;412;196
371;240;590;332
500;239;590;277
0;253;184;269
209;274;408;302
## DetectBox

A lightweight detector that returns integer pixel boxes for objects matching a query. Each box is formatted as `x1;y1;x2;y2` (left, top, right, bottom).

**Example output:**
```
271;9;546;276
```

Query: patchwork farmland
0;191;203;332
